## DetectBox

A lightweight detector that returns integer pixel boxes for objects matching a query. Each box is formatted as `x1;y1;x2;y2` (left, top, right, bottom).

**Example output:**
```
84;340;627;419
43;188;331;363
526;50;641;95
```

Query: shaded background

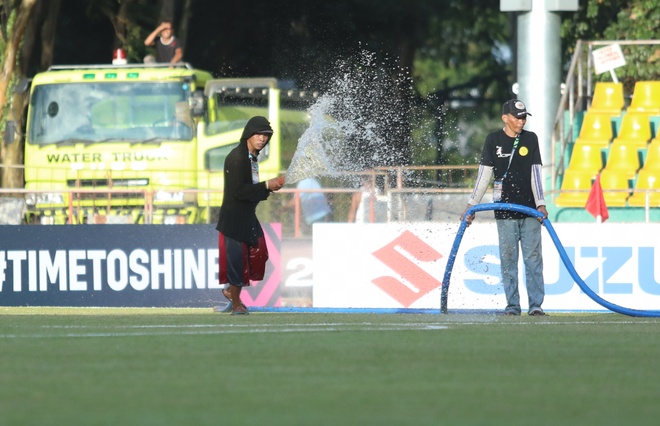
8;0;659;170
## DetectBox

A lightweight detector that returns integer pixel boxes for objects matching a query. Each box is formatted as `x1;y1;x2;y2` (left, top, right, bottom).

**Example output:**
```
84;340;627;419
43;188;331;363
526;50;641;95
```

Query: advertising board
0;224;281;307
313;222;660;312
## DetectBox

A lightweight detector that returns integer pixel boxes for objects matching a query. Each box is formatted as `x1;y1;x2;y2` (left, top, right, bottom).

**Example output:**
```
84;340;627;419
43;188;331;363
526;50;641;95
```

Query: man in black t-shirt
144;21;183;65
461;99;549;316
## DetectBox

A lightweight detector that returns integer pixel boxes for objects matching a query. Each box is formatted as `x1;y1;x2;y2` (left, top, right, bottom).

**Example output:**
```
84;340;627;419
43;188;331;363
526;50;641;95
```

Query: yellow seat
574;112;614;147
611;112;652;148
589;82;624;115
555;169;595;207
566;143;604;174
642;141;660;170
599;169;631;207
603;142;641;179
628;168;660;207
628;81;660;114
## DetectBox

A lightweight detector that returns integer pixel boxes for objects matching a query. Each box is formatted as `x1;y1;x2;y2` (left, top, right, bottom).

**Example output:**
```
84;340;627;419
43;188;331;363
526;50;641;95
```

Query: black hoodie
215;116;274;245
239;115;273;148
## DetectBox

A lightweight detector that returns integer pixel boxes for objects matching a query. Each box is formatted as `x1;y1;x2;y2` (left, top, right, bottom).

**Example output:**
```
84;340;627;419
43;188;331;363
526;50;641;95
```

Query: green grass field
2;308;659;426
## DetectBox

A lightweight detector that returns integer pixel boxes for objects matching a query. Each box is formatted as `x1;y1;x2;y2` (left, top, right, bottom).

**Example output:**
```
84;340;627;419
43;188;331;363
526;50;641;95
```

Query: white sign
592;44;627;75
313;222;660;312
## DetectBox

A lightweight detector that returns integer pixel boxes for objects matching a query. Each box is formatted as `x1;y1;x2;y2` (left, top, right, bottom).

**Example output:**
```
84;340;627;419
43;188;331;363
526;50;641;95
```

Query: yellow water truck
19;63;297;224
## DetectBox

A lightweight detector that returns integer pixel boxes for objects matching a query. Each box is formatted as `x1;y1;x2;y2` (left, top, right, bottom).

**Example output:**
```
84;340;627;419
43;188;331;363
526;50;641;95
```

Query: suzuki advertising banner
0;224;282;307
313;222;660;312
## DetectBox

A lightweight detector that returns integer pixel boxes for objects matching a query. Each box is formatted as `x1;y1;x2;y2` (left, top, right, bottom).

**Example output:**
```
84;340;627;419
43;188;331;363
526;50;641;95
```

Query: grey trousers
496;218;545;314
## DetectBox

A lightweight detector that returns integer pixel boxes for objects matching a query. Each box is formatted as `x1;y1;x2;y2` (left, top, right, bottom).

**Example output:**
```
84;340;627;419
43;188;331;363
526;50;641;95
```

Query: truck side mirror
190;90;206;117
4;120;16;145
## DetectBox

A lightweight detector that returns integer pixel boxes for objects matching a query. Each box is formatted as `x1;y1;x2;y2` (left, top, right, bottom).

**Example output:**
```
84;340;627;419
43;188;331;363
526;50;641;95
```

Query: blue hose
441;203;660;317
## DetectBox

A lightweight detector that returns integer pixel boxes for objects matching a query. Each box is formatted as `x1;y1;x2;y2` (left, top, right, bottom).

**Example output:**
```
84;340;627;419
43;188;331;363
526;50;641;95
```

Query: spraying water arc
285;50;416;185
441;203;660;318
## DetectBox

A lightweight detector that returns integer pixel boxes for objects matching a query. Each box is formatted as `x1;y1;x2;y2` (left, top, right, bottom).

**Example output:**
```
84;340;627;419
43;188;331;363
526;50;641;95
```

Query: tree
412;0;511;168
19;0;60;75
561;0;660;90
1;0;38;189
11;0;512;173
0;0;36;116
9;0;651;189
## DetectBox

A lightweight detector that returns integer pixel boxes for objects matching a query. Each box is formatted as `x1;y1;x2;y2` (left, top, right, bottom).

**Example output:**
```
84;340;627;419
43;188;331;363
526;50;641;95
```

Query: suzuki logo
371;230;443;307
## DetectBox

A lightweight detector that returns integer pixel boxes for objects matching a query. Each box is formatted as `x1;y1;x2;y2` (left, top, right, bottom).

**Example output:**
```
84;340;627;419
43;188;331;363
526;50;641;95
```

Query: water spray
441;203;660;318
285;50;416;184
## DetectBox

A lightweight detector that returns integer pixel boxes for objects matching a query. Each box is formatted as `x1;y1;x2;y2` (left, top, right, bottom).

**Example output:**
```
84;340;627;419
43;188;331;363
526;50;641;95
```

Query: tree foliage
1;0;658;188
561;0;660;89
0;0;37;188
412;1;511;166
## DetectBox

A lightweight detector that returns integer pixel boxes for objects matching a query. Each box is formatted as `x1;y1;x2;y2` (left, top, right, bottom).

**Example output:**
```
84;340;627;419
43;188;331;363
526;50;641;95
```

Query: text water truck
21;64;298;224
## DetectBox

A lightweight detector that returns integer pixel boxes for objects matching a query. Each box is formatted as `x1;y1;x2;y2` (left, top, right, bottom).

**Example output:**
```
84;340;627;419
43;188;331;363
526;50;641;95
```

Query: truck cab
19;64;300;225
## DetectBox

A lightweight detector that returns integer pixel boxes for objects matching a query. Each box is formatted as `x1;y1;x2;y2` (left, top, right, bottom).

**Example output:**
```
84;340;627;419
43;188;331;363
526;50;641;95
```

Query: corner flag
585;174;609;222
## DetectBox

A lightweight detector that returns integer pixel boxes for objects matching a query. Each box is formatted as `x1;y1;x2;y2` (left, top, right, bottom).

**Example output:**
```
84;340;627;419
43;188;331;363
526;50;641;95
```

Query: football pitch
2;308;659;426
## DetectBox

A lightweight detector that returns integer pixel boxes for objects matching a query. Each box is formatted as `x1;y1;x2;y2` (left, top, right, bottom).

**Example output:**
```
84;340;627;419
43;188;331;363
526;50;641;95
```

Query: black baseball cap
502;99;532;117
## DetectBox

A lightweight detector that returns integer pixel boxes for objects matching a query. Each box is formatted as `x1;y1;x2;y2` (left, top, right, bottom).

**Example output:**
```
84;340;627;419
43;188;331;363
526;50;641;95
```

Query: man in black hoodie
216;116;285;315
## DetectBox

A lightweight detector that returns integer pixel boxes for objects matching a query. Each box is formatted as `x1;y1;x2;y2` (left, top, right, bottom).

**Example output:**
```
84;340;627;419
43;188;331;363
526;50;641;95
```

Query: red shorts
218;233;268;287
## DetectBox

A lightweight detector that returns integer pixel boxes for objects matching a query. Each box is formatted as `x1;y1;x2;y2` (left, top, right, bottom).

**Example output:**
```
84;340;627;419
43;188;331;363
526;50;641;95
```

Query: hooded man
215;116;285;315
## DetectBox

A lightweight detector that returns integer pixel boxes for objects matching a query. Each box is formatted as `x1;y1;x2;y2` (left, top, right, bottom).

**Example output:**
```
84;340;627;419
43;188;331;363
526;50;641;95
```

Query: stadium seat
603;141;641;179
555;169;595;207
573;112;614;147
628;81;660;114
627;168;660;207
565;143;604;175
599;169;631;207
611;112;652;148
641;140;660;170
589;82;624;115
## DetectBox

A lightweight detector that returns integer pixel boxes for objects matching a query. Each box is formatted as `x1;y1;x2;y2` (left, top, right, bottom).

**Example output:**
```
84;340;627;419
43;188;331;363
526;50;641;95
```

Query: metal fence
3;159;659;230
0;164;480;229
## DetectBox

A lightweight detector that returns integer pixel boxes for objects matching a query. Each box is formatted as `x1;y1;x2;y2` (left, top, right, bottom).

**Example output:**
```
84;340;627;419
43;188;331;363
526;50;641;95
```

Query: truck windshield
28;81;193;145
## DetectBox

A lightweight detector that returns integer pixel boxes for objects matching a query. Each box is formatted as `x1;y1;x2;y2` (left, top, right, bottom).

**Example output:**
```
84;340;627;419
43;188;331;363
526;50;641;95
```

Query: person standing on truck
460;99;548;317
144;21;183;65
216;116;285;315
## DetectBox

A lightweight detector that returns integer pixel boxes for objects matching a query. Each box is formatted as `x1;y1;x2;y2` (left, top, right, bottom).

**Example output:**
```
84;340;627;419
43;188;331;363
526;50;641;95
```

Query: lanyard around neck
502;134;519;180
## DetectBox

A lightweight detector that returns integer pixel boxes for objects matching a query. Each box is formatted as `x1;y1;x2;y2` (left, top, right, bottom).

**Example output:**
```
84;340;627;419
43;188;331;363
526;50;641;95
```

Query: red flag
585;174;609;222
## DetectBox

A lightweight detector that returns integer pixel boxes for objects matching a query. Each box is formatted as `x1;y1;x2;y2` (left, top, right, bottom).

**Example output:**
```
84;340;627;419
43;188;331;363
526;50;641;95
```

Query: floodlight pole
500;0;579;192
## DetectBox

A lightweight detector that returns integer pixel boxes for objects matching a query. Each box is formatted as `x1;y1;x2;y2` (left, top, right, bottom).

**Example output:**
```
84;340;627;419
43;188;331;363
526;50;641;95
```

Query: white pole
609;69;619;83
